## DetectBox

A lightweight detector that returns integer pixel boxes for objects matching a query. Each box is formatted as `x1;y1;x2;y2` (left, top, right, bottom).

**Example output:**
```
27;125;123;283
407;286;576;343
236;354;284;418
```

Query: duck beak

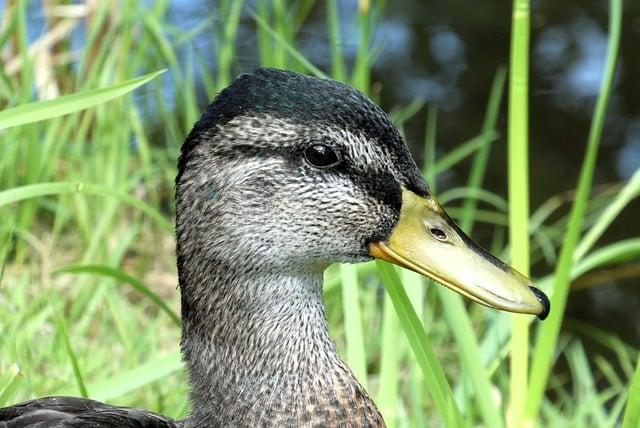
369;188;550;320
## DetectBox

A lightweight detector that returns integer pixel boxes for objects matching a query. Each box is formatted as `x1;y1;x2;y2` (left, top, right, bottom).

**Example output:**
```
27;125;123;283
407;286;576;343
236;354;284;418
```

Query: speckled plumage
1;68;429;427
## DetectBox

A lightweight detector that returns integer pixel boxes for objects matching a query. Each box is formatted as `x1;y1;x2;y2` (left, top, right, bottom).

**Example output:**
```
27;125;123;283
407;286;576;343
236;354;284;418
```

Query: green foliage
56;265;181;327
0;1;637;427
507;2;533;424
526;0;624;421
377;261;463;427
623;356;640;428
0;71;164;130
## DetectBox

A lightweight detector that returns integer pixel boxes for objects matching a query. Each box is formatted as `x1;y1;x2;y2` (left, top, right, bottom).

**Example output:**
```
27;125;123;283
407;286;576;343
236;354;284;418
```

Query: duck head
176;68;549;320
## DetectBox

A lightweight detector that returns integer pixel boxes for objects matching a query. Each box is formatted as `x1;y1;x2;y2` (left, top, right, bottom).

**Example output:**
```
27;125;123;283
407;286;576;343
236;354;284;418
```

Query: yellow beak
370;189;550;319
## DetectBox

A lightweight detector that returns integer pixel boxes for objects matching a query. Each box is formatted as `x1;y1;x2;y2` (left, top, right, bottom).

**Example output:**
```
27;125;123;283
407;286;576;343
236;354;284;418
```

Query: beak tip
529;286;551;320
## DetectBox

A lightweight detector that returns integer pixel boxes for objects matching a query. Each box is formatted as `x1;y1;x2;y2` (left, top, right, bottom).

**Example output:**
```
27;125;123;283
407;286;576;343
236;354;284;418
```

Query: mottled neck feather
180;267;385;427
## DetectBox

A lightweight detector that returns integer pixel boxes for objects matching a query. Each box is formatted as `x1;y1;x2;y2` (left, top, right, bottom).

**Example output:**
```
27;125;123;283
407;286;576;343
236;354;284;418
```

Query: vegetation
1;0;638;426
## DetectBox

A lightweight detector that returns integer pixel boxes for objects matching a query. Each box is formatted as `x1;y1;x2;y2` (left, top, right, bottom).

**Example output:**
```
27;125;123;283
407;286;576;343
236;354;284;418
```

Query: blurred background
1;0;639;426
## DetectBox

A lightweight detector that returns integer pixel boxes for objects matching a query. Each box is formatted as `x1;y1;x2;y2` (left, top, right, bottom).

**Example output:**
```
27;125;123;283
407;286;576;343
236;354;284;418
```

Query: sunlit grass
0;1;637;427
507;0;532;426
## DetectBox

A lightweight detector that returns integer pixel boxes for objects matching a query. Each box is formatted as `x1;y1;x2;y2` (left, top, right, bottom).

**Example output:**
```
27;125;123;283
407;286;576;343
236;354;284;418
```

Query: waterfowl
0;68;549;427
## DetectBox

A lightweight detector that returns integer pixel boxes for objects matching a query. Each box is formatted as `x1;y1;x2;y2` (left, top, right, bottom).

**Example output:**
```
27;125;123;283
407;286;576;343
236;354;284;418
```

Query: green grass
526;0;624;423
507;1;532;426
0;0;638;427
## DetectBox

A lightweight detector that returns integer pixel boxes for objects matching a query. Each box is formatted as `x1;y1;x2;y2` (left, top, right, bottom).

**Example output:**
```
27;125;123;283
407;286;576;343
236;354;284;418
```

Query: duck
0;68;549;427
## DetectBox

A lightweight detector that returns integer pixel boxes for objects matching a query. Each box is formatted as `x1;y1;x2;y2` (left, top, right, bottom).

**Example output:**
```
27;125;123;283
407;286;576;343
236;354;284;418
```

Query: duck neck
179;266;383;427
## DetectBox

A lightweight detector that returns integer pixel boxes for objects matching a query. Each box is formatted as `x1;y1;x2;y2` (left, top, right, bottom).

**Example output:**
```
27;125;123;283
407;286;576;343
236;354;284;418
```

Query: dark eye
304;144;340;168
430;227;447;241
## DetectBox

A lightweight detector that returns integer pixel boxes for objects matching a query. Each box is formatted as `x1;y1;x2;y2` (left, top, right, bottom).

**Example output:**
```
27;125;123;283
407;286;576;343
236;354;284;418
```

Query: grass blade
421;104;494;426
438;287;506;428
55;264;180;327
377;293;401;426
55;352;183;402
351;0;372;93
216;0;244;89
439;187;507;212
55;312;89;398
0;71;164;130
507;0;532;424
423;106;437;185
0;182;172;233
0;364;22;407
431;133;496;179
525;0;623;420
339;263;368;389
431;54;507;428
247;8;327;79
572;239;640;279
460;66;507;233
622;355;640;428
575;168;640;260
401;269;428;427
326;0;346;81
377;261;464;428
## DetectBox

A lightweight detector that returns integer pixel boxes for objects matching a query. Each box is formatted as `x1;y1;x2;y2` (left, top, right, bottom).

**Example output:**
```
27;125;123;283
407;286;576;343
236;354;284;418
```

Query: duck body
0;396;178;427
1;68;548;427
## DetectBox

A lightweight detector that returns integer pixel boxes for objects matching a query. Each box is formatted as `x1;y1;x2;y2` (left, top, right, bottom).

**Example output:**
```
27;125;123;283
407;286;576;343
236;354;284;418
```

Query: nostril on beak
529;286;551;320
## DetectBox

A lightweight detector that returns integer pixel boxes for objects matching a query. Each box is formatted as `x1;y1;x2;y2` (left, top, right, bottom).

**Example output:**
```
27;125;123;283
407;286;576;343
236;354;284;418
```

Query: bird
0;68;549;427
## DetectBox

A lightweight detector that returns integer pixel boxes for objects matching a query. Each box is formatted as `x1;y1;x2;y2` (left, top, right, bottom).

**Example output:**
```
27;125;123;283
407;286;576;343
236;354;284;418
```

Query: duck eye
304;144;339;168
430;227;447;241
